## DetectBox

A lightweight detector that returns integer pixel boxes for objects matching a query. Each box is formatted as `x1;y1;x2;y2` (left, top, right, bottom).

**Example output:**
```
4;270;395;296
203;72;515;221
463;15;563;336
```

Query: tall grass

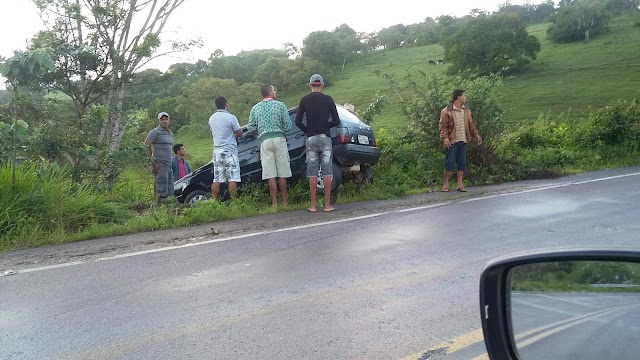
0;163;129;250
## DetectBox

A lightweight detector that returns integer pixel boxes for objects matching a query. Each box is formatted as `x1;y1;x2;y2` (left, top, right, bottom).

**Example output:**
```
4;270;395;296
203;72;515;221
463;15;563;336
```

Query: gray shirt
145;126;174;165
209;109;242;153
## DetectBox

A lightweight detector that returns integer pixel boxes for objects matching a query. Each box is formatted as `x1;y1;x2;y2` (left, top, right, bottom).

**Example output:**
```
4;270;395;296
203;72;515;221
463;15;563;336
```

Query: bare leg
278;178;288;207
308;177;317;212
457;171;466;191
443;170;451;192
268;178;278;207
211;182;221;201
323;176;334;211
228;181;238;199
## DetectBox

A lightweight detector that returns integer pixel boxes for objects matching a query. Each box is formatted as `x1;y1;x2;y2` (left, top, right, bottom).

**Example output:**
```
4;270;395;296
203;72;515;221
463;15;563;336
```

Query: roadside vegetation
1;0;639;251
511;261;640;292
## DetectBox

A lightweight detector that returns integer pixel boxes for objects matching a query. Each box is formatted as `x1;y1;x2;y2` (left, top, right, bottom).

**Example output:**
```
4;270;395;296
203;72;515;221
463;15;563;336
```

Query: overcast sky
3;0;538;71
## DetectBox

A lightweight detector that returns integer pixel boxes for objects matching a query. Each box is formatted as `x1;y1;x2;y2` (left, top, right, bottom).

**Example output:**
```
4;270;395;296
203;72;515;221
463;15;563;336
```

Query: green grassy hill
502;15;640;124
279;14;640;127
176;14;640;165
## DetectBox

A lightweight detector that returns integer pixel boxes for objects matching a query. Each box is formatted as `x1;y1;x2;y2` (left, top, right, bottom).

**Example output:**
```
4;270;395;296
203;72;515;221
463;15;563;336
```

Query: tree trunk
108;82;126;154
584;28;590;42
99;73;127;190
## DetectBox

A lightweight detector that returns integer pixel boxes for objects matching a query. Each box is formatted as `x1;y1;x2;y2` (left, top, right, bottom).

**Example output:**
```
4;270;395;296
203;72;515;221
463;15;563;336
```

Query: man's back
209;110;241;152
295;92;340;137
248;99;291;141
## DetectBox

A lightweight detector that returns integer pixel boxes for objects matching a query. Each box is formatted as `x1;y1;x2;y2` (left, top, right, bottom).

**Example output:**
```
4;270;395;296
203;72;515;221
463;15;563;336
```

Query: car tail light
337;127;350;144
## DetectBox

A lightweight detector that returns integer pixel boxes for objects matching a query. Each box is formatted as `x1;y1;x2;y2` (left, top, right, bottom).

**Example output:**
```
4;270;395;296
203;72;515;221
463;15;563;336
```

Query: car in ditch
173;104;381;204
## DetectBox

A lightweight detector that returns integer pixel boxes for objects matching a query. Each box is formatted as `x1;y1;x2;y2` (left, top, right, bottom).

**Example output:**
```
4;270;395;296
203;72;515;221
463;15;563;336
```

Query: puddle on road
500;199;581;218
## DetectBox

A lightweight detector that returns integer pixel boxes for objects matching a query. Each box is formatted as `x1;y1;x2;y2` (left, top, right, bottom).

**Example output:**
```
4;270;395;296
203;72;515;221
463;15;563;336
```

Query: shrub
579;99;640;147
0;162;129;250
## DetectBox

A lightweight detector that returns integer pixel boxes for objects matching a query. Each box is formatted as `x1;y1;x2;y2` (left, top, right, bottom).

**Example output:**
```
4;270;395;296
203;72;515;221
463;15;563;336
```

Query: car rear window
337;107;365;124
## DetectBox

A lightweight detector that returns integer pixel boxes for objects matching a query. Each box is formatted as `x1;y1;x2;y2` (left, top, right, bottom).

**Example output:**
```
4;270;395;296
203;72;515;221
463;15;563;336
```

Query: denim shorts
305;134;333;177
213;149;241;183
445;141;467;172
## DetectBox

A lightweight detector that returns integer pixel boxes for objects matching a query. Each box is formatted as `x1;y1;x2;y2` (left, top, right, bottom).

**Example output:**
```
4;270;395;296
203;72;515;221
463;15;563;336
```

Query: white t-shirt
208;109;241;153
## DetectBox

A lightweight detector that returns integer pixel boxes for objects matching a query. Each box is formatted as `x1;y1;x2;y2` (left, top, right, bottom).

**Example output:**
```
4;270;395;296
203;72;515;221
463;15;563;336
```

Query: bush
579;99;640;147
0;162;129;250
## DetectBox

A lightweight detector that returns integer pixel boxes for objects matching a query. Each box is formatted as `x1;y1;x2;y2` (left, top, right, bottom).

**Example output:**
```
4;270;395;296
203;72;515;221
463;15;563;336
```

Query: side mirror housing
480;248;640;360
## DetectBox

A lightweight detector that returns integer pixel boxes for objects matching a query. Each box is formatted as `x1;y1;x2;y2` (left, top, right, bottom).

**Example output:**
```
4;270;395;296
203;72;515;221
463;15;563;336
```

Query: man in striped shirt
247;84;292;207
438;89;482;193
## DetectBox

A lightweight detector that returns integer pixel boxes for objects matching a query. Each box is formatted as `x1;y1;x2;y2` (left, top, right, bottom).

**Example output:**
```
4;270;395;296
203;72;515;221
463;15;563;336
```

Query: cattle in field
437;59;445;64
428;59;436;65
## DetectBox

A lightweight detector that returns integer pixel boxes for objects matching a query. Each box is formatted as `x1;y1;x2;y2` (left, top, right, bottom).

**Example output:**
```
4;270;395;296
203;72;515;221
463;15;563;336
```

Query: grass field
502;15;640;124
168;14;640;167
280;14;640;127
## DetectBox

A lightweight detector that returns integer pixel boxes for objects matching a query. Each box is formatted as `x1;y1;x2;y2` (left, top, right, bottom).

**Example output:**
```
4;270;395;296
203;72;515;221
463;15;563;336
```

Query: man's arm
438;109;452;149
232;116;244;138
144;132;159;175
246;106;258;135
280;103;291;132
294;100;307;133
171;157;179;178
467;109;482;145
328;98;340;128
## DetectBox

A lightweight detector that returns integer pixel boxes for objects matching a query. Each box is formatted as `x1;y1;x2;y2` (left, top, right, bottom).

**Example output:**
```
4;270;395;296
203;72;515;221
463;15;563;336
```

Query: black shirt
294;92;341;137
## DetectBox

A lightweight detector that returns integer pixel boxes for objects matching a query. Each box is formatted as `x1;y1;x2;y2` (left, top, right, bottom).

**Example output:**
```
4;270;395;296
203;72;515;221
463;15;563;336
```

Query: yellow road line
471;354;489;360
400;328;485;360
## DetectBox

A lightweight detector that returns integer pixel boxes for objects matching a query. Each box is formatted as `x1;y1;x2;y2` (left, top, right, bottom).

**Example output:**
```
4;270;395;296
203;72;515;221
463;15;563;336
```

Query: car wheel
360;165;374;184
316;162;342;192
184;189;210;204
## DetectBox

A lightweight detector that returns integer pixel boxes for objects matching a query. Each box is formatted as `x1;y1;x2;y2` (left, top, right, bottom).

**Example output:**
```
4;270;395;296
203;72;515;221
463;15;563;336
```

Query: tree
443;13;541;75
31;0;193;186
406;20;439;46
301;31;342;67
205;49;288;85
254;57;300;94
0;50;54;186
547;0;610;42
332;24;364;71
605;0;640;13
436;15;465;44
178;78;260;128
375;24;407;49
283;42;301;58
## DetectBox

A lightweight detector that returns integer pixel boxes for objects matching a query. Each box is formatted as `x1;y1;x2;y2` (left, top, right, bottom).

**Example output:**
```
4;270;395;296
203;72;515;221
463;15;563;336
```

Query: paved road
1;167;639;359
511;292;640;359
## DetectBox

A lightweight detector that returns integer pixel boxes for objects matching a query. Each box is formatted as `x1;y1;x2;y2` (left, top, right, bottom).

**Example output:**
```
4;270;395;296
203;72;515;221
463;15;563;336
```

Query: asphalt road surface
1;167;640;359
511;292;640;359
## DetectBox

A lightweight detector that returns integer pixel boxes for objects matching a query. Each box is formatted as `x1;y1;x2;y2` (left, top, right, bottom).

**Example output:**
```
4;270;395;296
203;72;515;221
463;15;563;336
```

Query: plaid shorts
213;149;241;183
155;163;173;197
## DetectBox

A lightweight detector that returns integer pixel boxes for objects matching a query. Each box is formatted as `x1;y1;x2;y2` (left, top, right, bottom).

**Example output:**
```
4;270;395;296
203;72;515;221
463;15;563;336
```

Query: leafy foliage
0;161;129;250
547;0;610;42
302;31;343;67
443;13;541;75
580;99;640;146
358;92;389;125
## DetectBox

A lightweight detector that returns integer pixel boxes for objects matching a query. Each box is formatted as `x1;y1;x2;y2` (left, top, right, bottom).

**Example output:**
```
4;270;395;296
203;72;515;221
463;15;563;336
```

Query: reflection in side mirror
508;261;640;360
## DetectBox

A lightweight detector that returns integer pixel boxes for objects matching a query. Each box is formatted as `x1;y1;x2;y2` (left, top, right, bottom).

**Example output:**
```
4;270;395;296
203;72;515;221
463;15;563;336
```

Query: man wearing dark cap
145;111;174;205
295;74;341;212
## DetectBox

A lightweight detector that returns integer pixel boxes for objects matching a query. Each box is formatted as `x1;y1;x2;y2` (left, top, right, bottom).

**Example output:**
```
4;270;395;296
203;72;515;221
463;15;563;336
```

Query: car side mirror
479;248;640;360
